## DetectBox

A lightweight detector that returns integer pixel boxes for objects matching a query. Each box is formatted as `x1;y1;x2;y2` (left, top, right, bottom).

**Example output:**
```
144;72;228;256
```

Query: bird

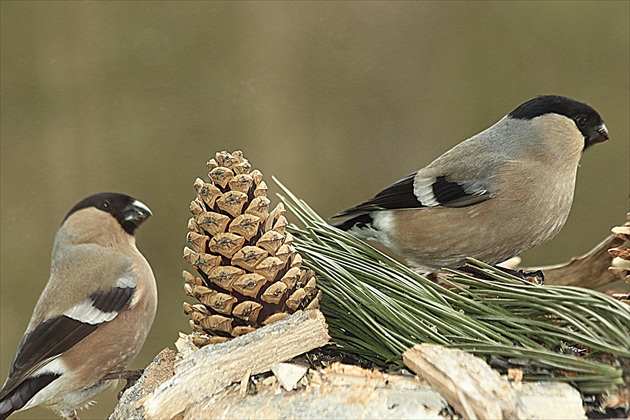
332;95;609;273
0;193;158;420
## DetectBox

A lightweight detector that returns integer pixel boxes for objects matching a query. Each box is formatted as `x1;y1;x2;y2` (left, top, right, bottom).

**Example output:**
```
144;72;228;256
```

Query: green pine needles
274;177;629;394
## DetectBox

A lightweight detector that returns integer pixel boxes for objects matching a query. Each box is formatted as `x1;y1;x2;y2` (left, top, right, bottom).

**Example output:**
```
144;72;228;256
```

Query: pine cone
182;151;321;347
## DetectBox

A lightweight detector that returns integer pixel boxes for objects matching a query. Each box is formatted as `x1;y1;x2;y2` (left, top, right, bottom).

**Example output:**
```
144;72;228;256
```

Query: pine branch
274;177;630;394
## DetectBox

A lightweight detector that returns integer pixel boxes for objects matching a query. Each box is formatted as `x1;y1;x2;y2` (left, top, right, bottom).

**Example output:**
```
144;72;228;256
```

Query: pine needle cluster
275;177;629;394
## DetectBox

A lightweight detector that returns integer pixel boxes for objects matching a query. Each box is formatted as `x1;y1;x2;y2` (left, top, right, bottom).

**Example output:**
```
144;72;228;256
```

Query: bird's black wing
333;172;492;219
429;176;492;208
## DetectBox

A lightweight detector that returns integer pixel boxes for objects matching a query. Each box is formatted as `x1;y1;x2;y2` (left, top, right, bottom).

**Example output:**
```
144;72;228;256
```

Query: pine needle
273;177;630;394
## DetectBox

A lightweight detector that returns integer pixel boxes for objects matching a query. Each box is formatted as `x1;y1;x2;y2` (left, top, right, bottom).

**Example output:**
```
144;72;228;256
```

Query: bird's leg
102;370;144;398
496;266;545;285
486;265;545;286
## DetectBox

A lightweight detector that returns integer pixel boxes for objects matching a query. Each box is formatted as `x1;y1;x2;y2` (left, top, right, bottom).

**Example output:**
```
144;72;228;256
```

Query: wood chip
271;363;309;391
175;333;200;359
403;343;522;419
142;310;329;419
507;368;523;384
239;369;252;397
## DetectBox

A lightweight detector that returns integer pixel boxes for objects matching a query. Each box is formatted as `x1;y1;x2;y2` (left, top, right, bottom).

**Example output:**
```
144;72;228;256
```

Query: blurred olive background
1;2;628;418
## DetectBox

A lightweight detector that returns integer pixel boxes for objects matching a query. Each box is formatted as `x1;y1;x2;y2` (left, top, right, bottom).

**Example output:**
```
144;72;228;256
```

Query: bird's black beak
585;124;609;149
123;200;152;227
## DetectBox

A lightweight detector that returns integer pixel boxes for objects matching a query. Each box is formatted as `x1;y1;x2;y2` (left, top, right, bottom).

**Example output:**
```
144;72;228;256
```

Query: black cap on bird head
63;192;152;235
508;95;609;149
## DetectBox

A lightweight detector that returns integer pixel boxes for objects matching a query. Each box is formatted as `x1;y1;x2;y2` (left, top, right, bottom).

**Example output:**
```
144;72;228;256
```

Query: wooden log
403;344;586;419
526;235;623;288
185;364;447;419
142;309;329;419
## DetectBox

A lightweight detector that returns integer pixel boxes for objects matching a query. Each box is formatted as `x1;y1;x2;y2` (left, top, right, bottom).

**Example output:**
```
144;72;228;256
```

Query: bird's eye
102;201;110;209
574;115;588;128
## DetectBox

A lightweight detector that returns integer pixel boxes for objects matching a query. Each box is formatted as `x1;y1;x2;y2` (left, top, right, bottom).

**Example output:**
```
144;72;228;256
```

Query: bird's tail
0;394;18;420
0;374;59;419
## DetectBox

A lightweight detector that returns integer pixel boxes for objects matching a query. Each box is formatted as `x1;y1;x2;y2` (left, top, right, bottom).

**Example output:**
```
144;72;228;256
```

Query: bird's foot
500;267;545;285
102;369;144;399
